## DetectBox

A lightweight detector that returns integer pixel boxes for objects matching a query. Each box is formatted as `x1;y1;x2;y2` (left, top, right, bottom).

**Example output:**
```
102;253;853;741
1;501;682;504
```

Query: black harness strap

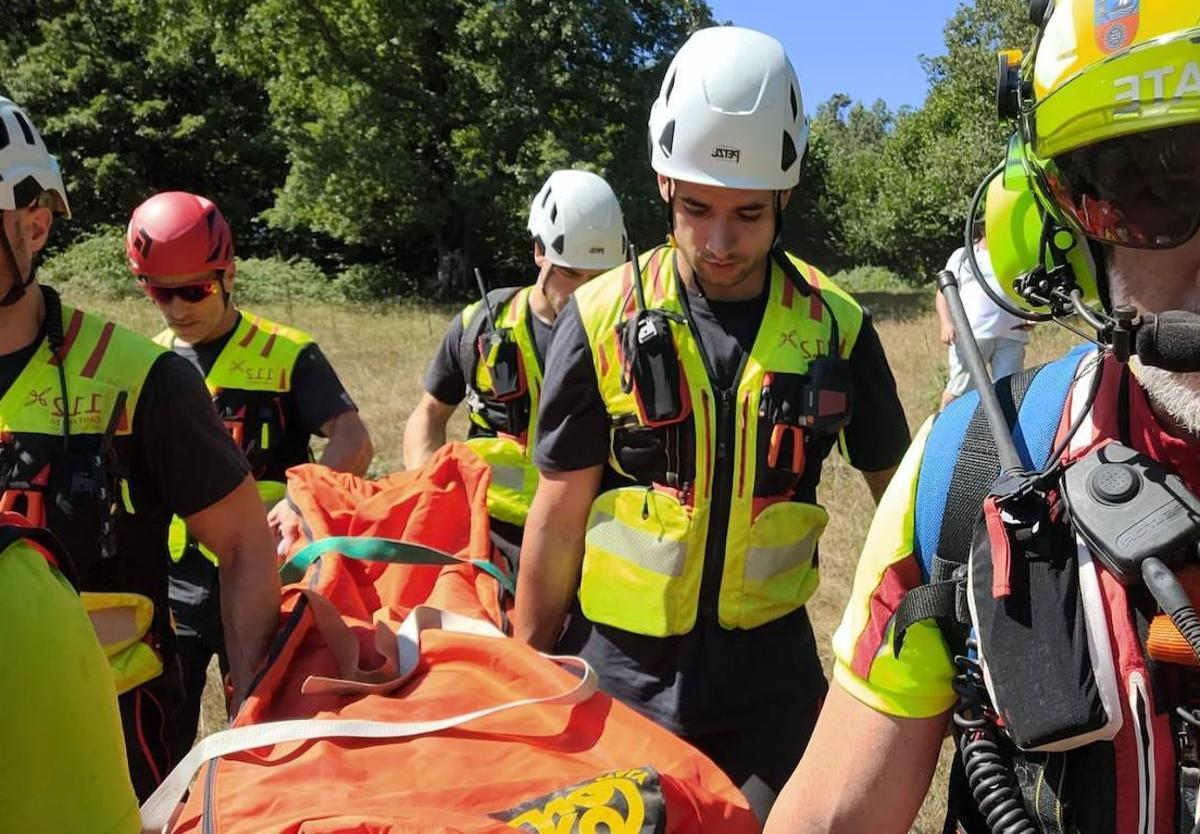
891;365;1042;655
458;285;523;396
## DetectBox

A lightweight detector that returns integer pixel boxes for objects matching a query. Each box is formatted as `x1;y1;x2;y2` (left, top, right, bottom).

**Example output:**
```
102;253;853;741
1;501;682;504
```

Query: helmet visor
1042;123;1200;249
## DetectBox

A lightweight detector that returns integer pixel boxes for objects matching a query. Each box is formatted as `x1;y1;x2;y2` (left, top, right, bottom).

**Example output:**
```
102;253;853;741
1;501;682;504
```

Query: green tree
198;0;714;295
814;0;1034;281
0;0;286;253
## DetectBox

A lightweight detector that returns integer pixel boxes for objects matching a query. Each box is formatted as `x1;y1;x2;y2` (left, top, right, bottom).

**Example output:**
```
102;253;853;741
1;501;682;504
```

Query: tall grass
63;285;1079;833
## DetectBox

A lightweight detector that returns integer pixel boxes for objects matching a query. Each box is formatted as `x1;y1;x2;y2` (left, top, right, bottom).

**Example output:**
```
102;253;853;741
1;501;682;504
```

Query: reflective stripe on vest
157;312;310;562
461;286;542;525
573;245;863;635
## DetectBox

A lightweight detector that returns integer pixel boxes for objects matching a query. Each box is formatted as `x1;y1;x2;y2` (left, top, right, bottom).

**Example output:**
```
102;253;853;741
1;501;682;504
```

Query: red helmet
126;191;234;277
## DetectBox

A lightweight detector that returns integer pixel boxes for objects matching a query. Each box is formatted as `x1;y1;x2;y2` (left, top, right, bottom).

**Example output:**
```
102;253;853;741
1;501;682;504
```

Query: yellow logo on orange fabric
494;767;664;834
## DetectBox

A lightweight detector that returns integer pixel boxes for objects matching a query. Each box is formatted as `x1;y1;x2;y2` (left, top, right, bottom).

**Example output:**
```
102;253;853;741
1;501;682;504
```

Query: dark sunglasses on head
137;276;222;304
1043;123;1200;250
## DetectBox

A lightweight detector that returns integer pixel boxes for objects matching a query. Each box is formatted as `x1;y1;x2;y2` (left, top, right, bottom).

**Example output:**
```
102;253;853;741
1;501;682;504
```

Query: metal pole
937;269;1025;475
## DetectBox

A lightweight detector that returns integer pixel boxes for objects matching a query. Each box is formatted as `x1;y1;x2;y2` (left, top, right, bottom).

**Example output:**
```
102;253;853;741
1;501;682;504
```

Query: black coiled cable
952;636;1038;834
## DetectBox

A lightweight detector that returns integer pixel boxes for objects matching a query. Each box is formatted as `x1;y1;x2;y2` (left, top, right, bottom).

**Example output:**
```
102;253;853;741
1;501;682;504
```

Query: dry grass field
67;286;1080;832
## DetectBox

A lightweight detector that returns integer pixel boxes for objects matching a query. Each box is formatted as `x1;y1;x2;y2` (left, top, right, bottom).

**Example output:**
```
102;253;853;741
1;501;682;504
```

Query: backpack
898;345;1179;834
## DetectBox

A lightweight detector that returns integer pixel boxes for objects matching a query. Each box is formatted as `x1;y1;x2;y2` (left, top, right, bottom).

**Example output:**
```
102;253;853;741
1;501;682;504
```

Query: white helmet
0;98;70;217
648;26;808;191
529;170;627;271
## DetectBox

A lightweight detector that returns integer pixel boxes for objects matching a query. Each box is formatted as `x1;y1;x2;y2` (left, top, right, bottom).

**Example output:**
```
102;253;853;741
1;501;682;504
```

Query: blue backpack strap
913;344;1093;580
890;345;1094;657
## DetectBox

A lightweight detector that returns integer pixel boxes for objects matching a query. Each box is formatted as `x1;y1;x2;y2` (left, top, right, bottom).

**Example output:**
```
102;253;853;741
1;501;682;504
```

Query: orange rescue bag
142;444;758;833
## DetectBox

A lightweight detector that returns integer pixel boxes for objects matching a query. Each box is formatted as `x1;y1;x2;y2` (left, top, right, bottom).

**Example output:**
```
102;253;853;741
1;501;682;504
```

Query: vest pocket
725;500;827;630
580;486;702;637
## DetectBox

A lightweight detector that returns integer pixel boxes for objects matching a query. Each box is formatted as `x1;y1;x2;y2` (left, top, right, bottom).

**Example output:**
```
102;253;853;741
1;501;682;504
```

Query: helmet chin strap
0;213;34;307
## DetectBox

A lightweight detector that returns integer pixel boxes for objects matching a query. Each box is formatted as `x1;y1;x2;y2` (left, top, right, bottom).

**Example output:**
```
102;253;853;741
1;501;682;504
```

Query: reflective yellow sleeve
829;417;958;719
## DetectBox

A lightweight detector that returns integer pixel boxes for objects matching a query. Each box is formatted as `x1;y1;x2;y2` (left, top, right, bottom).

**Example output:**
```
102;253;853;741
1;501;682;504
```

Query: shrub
39;226;135;298
828;265;913;293
332;262;418;303
236;257;337;304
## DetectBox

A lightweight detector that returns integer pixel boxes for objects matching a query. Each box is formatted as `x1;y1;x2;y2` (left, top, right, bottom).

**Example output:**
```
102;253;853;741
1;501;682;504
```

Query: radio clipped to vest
771;247;853;435
473;268;527;403
617;244;690;427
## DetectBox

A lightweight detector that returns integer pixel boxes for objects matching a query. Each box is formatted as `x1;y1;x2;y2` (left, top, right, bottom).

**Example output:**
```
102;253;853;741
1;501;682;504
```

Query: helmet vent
549;203;558;224
133;227;154;259
541;187;552;208
0;119;9;151
12;112;34;145
658;119;676;157
664;70;677;105
781;131;798;172
207;237;224;264
12;175;42;207
205;208;217;233
551;233;565;255
790;87;799;122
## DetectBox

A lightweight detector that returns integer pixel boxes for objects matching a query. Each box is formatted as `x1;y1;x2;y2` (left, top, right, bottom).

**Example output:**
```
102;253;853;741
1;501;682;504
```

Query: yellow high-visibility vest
0;298;166;693
0;523;140;834
572;245;865;636
459;285;543;526
157;311;312;563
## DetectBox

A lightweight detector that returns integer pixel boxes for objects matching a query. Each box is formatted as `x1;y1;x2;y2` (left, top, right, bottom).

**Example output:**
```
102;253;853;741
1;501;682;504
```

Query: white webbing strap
139;603;598;833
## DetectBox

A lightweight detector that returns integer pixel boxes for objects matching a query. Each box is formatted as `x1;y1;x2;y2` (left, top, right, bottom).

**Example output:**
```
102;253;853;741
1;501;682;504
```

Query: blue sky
708;0;964;112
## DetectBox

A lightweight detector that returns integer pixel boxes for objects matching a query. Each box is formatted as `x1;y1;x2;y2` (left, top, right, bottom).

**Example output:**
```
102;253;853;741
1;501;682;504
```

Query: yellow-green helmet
987;1;1200;311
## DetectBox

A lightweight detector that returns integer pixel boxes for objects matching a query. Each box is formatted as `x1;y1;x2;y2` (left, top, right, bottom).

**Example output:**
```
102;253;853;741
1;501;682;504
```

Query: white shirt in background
945;243;1030;344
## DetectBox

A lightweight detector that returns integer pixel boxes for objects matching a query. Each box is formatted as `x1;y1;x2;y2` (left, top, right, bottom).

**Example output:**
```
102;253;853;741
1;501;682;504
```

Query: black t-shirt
534;279;910;734
176;313;356;438
537;289;910;476
424;299;554;407
0;322;250;659
0;340;40;397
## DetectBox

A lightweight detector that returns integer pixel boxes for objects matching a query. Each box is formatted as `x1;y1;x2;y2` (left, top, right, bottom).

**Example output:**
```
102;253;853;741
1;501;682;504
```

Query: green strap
280;536;515;595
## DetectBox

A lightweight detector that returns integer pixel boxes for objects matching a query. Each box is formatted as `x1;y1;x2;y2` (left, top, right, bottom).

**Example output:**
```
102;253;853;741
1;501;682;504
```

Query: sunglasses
138;276;222;304
1042;123;1200;250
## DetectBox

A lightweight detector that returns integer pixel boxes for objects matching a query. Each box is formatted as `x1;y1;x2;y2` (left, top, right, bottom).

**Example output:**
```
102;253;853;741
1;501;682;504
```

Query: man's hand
939;322;956;346
402;393;457;470
514;466;603;650
318;411;374;475
185;475;281;707
267;498;303;560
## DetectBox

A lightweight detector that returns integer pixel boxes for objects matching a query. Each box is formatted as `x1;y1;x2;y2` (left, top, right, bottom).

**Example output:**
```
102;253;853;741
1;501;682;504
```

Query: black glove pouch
969;496;1113;751
617;310;689;427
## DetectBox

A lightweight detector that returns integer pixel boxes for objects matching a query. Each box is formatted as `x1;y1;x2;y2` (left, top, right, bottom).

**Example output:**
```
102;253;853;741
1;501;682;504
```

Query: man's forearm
934;290;952;328
514;497;586;650
318;413;374;475
402;412;447;470
218;538;282;701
